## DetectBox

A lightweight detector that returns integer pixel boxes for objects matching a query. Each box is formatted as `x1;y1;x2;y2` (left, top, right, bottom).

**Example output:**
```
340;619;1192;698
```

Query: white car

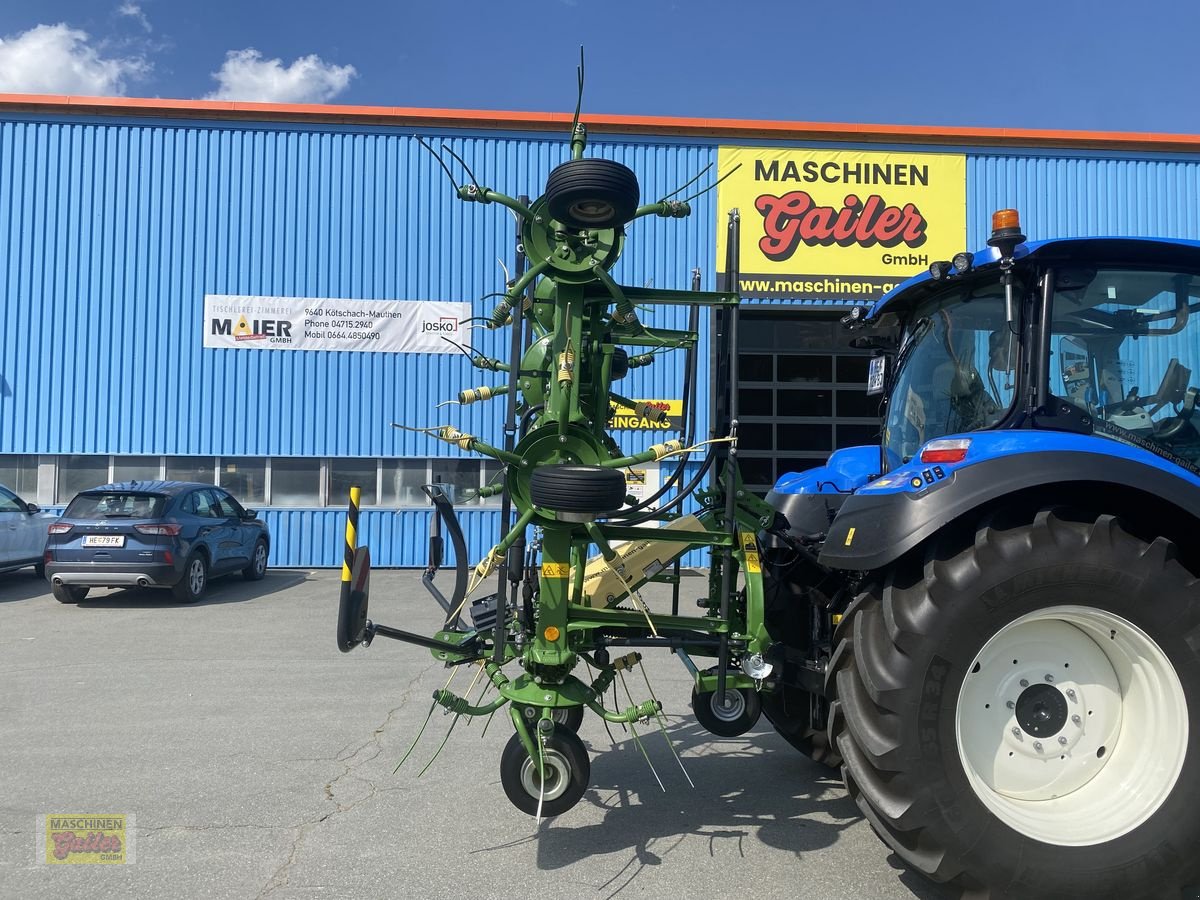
0;484;54;577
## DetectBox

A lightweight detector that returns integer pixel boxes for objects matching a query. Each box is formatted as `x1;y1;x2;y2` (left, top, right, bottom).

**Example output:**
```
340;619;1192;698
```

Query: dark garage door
734;310;880;494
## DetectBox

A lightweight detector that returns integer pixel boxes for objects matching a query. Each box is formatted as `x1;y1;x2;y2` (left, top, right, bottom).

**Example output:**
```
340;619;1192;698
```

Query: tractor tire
529;465;626;515
828;509;1200;900
544;158;640;229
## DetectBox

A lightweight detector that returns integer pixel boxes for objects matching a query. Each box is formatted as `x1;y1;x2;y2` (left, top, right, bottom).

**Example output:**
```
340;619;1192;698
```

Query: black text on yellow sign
716;147;966;301
608;399;682;430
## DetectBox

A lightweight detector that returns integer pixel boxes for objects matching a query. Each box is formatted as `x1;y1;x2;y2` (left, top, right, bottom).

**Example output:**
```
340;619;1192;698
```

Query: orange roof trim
2;93;1198;152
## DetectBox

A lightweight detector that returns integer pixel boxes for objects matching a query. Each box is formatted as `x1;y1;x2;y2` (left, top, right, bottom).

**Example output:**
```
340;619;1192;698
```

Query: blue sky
0;0;1196;133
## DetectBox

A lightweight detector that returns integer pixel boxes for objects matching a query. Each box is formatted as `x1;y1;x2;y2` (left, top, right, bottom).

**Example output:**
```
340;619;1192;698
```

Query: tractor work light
952;251;975;275
929;260;952;280
920;438;972;464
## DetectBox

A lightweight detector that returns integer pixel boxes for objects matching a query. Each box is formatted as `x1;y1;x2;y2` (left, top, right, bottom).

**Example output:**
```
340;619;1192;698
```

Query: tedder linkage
336;53;791;817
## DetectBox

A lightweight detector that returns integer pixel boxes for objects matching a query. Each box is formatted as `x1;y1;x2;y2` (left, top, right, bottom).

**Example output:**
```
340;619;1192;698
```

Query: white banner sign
203;295;471;353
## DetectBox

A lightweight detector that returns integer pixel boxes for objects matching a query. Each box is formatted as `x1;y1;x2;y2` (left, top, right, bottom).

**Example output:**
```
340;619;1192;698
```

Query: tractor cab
768;212;1200;560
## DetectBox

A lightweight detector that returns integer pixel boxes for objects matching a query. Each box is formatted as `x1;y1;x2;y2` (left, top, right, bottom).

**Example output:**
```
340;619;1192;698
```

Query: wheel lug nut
1066;689;1077;701
1019;678;1029;687
1072;714;1082;726
1033;741;1044;753
1058;736;1069;746
1044;674;1055;683
1006;701;1015;709
1011;726;1023;740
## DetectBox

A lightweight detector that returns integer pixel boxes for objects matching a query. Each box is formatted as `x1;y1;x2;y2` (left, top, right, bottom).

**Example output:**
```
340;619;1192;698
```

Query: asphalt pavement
0;566;947;900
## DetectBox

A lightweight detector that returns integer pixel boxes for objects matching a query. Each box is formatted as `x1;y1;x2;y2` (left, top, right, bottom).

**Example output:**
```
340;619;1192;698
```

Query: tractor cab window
1051;268;1200;468
883;282;1018;466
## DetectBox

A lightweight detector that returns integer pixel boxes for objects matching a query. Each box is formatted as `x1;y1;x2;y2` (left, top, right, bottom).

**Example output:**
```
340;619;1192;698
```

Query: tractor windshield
1051;267;1200;469
883;281;1019;467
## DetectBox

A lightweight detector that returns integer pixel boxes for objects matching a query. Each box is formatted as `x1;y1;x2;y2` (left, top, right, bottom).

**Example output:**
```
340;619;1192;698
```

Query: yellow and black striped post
342;485;361;586
336;485;363;652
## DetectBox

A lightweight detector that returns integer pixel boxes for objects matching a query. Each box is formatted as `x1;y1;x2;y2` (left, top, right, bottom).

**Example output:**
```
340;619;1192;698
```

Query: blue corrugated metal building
4;96;1200;566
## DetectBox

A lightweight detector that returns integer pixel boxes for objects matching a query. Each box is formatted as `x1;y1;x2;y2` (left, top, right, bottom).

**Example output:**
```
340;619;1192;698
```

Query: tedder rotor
336;56;789;817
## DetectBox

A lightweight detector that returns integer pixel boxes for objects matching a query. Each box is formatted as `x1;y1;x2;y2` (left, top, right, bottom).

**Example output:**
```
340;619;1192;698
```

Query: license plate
83;535;125;547
866;355;887;396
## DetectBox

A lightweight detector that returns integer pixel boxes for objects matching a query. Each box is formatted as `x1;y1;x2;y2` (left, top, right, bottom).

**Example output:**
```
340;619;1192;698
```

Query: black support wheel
828;509;1200;900
529;464;627;516
544;158;640;229
51;583;88;604
515;703;585;732
691;683;762;737
500;723;590;817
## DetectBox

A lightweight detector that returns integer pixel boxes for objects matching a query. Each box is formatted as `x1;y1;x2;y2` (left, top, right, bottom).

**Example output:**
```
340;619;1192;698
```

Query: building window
382;459;428;507
430;458;482;506
113;455;162;483
270;458;322;506
220;458;267;505
0;454;38;498
328;458;379;507
57;456;111;503
167;456;216;484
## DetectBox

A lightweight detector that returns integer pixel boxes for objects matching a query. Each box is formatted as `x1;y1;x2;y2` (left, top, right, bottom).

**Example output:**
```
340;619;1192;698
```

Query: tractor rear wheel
829;509;1200;899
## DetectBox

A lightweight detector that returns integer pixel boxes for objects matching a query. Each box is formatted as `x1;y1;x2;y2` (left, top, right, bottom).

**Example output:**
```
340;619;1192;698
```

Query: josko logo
421;316;459;334
717;147;966;300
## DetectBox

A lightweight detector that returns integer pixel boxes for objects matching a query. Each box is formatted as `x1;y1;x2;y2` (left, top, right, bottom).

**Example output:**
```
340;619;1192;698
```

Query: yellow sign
717;147;966;301
740;532;762;574
609;399;682;430
42;815;131;864
541;562;571;579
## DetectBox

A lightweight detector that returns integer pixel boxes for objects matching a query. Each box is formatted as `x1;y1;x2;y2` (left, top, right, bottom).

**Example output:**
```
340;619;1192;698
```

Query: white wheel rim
709;690;746;723
956;605;1187;845
519;749;570;802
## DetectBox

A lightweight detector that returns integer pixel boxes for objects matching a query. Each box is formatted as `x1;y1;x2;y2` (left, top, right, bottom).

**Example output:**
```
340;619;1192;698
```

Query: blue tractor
761;210;1200;899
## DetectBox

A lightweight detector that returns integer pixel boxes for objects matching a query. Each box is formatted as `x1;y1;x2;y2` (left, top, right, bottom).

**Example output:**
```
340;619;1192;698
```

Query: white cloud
0;23;148;95
205;49;356;103
117;2;152;32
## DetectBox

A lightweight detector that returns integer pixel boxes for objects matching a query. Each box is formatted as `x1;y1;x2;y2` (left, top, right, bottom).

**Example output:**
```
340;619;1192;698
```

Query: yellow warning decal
844;526;856;546
541;562;571;579
739;532;761;573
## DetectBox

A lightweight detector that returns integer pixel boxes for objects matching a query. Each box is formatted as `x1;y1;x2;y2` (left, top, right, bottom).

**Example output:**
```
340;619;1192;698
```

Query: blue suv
45;481;270;604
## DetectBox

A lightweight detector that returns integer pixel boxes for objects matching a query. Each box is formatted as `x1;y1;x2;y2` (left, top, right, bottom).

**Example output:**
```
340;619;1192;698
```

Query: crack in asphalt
253;658;441;900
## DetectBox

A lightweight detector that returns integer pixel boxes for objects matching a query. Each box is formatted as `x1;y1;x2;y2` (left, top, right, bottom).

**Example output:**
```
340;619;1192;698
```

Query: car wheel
172;553;208;604
242;539;268;581
51;582;88;604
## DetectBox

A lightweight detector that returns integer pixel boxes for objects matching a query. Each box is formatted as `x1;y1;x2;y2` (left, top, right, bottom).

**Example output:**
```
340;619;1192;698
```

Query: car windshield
64;492;166;519
883;280;1019;467
1051;267;1200;469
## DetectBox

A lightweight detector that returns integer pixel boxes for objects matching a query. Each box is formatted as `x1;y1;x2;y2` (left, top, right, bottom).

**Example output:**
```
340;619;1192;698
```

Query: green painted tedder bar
336;57;779;816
